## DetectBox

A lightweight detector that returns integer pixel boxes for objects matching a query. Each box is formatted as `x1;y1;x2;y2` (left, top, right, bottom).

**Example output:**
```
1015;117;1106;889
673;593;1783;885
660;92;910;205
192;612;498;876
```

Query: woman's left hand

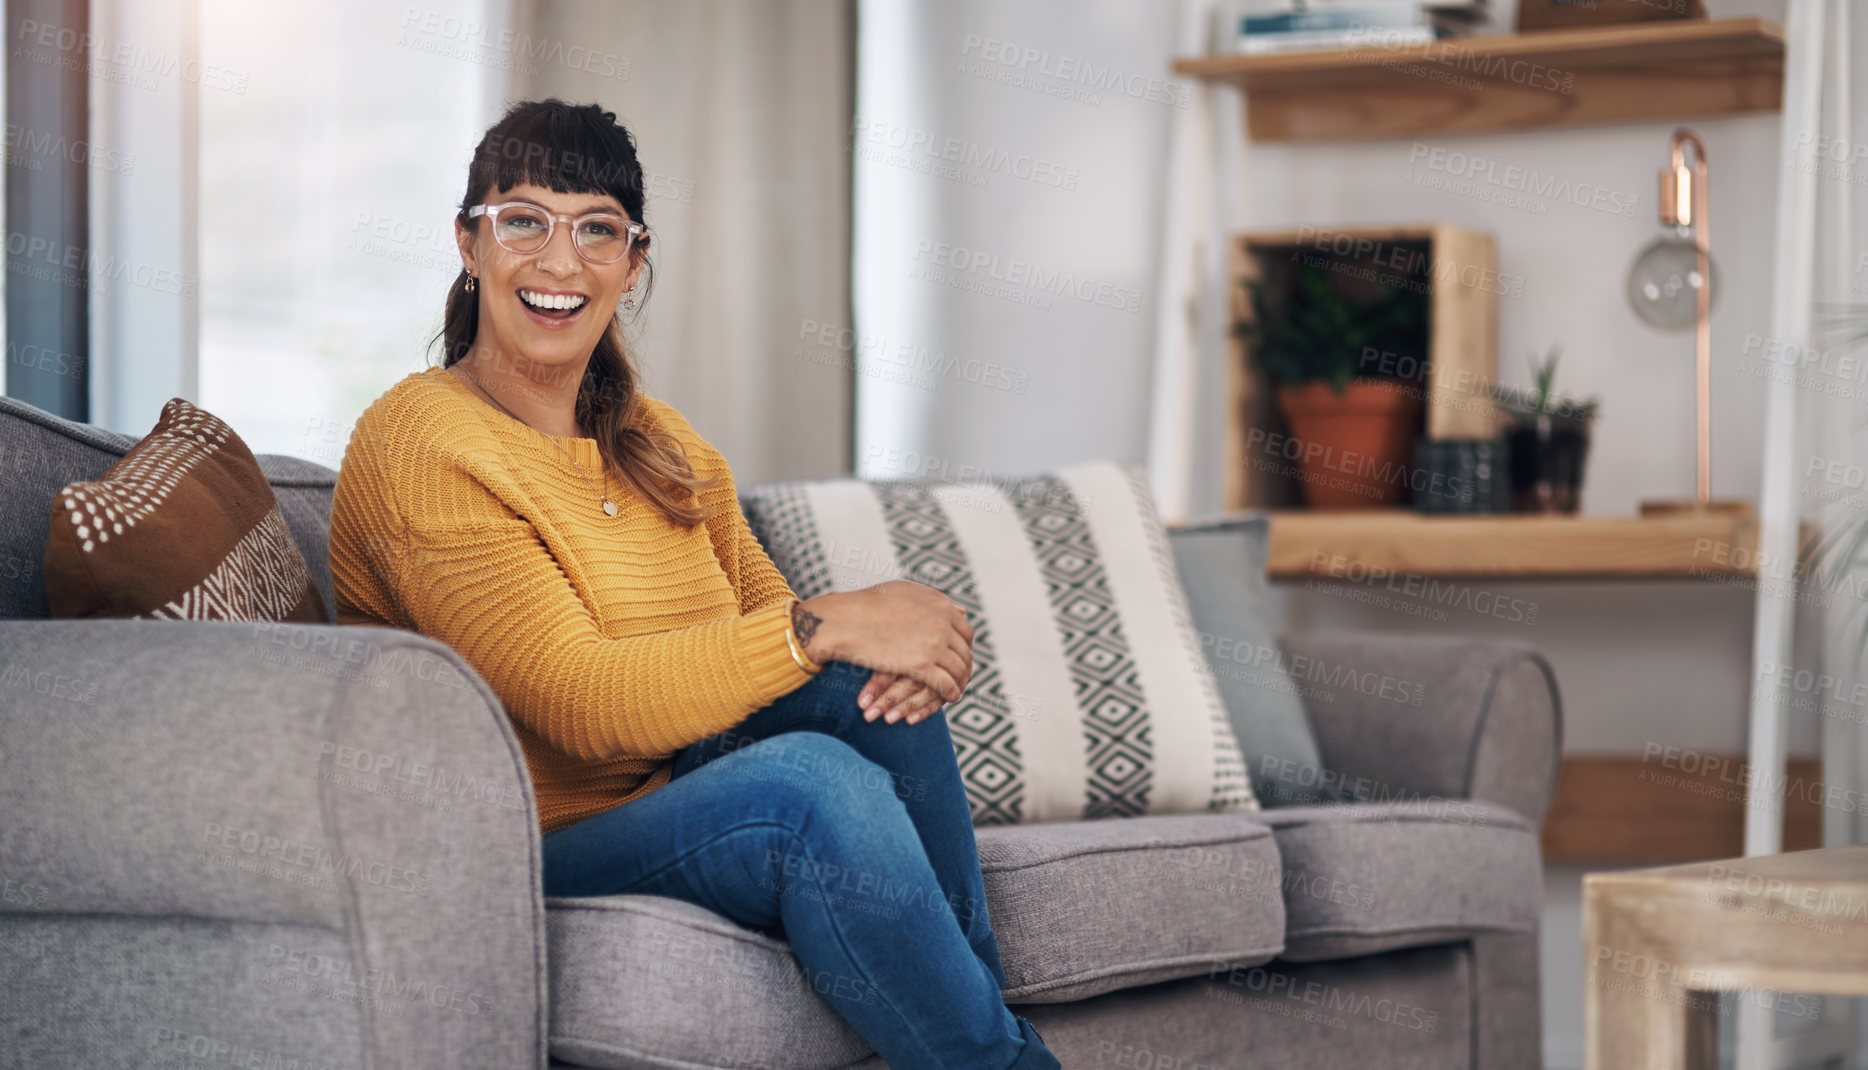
858;671;947;725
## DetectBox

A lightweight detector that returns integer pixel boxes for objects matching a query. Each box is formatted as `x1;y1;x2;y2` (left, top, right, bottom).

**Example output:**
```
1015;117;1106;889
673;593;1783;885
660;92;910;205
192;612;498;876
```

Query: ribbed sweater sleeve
330;388;813;764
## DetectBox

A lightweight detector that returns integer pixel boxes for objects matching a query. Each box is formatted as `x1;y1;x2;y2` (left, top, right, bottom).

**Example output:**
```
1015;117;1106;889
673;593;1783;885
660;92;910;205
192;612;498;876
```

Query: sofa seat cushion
545;815;1285;1068
547;894;873;1070
977;813;1284;1003
1250;799;1540;963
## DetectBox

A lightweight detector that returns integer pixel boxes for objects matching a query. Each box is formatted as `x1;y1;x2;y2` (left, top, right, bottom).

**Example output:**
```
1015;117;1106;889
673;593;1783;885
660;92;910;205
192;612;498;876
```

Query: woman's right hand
796;581;974;703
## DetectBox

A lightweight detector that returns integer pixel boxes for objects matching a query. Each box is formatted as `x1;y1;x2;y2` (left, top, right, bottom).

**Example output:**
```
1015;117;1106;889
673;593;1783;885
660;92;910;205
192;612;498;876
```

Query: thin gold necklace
455;364;619;517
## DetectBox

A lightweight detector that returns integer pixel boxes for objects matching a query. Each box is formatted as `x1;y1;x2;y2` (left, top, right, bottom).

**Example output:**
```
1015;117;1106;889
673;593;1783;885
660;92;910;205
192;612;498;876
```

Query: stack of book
1236;1;1489;54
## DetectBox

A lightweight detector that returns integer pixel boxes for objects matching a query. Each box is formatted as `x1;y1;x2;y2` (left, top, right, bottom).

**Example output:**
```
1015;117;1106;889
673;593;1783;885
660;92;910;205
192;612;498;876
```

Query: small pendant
603;499;619;517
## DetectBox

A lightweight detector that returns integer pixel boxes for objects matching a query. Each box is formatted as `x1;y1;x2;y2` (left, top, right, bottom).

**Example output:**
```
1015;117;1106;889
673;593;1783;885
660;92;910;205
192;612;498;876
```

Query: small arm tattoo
791;601;823;649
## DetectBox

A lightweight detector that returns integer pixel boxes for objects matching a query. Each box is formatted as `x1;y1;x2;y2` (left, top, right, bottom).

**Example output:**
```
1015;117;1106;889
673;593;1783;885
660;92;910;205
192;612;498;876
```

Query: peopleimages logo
0;663;100;705
1640;742;1868;816
958;34;1192;110
1198;630;1425;707
1245;426;1468;504
266;943;493;1017
201;822;434;897
852;116;1081;191
13;18;249;93
1306;551;1539;625
1742;332;1868;384
1290;226;1525;299
1204;962;1441;1033
796;319;1033;396
397;7;632;80
1406;143;1639;218
1593;945;1824;1022
1702;863;1868;924
4;123;134;174
1787;130;1868;189
912;240;1142;313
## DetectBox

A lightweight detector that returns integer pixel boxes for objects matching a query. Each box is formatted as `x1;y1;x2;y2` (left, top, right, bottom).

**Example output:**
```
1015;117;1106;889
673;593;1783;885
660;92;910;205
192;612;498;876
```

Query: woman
328;99;1058;1069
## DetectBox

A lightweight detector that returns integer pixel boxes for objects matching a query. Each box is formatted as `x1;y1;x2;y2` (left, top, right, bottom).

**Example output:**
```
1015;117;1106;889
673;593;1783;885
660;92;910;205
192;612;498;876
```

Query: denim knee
729;731;911;820
811;660;954;735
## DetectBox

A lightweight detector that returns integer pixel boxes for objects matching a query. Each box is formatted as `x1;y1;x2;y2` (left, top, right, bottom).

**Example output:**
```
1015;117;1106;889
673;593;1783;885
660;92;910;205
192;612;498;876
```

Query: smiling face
454;181;646;377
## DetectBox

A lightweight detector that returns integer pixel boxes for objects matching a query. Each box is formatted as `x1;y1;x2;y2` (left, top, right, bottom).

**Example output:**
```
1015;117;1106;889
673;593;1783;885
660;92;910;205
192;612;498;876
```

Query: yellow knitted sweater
328;367;813;835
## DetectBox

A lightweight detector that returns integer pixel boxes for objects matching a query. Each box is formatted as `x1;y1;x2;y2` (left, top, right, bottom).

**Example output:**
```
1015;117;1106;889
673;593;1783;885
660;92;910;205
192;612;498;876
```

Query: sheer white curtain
89;0;202;434
1808;0;1867;857
1756;0;1868;1062
511;0;854;483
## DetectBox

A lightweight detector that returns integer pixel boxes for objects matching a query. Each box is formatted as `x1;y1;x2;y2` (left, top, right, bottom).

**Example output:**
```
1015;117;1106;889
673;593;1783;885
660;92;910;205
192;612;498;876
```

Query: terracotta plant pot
1275;380;1424;508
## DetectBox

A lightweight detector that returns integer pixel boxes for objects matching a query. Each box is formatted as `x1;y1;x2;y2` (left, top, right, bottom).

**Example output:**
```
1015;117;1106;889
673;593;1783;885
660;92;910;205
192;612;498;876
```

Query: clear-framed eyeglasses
465;202;645;265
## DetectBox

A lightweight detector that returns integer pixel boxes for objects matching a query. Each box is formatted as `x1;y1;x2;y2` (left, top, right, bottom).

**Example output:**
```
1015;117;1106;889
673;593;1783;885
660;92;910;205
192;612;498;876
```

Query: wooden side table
1584;844;1868;1068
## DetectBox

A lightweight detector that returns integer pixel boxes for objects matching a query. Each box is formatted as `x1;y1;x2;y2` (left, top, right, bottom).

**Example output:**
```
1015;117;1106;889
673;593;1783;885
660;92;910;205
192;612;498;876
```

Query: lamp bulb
1626;227;1716;331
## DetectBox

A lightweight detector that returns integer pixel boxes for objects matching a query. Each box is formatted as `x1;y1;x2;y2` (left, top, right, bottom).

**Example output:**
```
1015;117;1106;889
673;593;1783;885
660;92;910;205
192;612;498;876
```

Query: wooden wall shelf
1267;508;1768;581
1542;754;1821;865
1172;18;1785;143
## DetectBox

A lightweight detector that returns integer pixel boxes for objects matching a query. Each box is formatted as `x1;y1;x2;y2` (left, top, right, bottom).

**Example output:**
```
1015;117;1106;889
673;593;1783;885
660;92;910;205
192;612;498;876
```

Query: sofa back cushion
1166;514;1330;806
741;460;1257;825
0;395;337;621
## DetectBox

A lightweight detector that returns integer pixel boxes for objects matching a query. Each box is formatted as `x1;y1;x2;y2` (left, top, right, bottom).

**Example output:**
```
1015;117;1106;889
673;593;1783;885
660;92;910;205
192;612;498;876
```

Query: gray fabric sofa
0;395;1561;1070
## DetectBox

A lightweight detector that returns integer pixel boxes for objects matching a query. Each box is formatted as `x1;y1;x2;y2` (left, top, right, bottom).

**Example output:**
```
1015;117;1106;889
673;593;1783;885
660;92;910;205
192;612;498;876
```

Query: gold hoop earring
623;296;636;311
464;274;477;293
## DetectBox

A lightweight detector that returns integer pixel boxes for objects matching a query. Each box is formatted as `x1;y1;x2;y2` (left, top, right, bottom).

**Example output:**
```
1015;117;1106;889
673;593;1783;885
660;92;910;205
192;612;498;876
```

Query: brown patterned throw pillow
43;398;328;622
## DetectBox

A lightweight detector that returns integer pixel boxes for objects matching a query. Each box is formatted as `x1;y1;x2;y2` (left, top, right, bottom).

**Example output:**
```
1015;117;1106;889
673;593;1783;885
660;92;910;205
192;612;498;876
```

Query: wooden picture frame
1517;0;1706;33
1224;224;1499;510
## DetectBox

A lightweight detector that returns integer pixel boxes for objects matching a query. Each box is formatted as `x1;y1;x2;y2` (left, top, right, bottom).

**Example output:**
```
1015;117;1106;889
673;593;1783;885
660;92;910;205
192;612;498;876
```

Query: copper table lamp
1627;128;1748;517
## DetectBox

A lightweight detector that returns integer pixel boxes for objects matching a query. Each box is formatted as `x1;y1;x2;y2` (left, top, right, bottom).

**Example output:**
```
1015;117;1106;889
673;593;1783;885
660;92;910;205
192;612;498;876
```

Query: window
197;0;500;465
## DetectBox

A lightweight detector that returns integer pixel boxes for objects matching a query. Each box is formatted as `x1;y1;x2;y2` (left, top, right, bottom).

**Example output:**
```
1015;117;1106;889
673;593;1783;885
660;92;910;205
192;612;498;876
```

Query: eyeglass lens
491;205;634;263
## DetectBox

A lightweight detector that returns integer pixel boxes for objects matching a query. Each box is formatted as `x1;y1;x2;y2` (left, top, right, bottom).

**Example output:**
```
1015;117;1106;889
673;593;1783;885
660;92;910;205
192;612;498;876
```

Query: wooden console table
1584;845;1868;1068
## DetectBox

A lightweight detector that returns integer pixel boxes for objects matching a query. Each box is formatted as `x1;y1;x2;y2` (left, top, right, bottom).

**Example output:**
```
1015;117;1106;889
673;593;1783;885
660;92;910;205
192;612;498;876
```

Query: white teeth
519;289;588;311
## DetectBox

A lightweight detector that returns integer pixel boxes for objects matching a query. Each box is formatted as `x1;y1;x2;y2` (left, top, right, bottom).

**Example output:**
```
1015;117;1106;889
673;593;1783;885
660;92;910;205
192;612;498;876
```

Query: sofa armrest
0;620;546;1069
1274;631;1563;824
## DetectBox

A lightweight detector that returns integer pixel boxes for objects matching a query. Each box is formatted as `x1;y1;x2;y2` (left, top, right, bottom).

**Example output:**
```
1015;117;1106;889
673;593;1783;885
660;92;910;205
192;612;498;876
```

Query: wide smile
516;287;591;329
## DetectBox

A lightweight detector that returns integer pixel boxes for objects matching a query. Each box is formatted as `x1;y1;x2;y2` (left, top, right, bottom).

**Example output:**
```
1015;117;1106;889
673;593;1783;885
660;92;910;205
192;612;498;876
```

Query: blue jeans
541;660;1058;1070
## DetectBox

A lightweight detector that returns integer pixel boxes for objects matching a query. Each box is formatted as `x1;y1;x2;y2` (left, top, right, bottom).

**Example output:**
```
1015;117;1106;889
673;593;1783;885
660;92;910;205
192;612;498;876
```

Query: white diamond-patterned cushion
742;461;1256;825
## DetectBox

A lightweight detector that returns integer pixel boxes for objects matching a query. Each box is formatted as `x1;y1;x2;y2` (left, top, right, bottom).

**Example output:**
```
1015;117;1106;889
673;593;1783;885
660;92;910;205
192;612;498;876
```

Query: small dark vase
1503;412;1592;513
1413;438;1509;514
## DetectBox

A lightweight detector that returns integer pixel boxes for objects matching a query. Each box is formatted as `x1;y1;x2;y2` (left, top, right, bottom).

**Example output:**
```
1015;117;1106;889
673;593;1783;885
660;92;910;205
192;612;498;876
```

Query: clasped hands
794;580;974;727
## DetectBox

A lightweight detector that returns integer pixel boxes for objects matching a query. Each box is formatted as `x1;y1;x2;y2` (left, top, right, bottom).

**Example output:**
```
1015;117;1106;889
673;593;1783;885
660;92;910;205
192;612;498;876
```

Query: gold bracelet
784;598;825;675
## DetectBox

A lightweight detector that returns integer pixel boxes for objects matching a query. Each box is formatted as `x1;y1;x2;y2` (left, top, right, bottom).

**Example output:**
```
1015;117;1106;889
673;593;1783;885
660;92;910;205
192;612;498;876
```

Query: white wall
853;0;1185;480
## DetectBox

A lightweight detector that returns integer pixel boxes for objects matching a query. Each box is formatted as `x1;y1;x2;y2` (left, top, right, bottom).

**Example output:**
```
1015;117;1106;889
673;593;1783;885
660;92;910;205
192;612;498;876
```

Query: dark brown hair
436;98;716;527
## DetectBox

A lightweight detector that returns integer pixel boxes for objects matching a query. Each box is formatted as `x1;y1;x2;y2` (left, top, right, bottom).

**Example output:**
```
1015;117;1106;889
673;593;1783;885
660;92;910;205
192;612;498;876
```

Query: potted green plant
1493;347;1600;513
1239;261;1426;508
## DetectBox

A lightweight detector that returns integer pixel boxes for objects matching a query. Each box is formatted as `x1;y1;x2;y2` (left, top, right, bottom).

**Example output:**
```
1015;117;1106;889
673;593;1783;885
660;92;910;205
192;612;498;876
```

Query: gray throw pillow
1167;514;1330;806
